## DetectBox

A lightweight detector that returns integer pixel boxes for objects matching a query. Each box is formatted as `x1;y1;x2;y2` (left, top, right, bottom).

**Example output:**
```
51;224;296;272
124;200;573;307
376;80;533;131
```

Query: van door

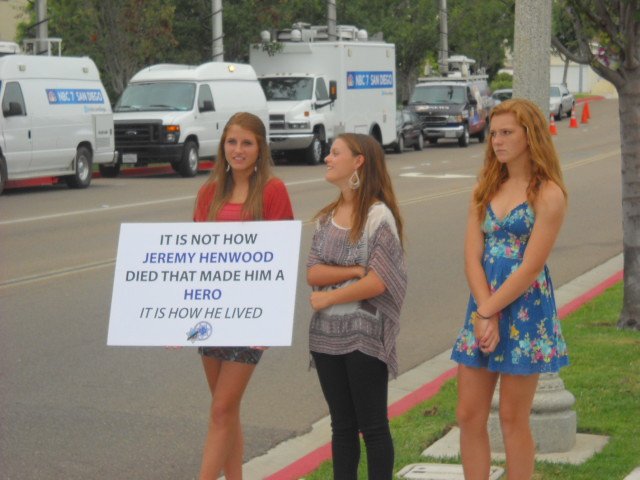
195;83;217;157
1;81;32;176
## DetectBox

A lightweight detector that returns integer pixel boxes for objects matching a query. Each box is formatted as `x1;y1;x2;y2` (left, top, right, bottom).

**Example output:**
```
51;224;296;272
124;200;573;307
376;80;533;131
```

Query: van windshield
259;77;313;101
410;85;466;105
115;82;196;112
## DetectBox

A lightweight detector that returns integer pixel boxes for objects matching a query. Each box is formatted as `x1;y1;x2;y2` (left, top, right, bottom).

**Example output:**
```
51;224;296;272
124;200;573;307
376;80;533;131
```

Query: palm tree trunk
617;77;640;330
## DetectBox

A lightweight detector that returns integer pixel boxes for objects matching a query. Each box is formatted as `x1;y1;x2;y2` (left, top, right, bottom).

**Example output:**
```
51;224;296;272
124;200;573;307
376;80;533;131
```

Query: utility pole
438;0;448;75
327;0;337;41
512;0;551;115
212;0;223;61
489;0;578;456
36;0;48;54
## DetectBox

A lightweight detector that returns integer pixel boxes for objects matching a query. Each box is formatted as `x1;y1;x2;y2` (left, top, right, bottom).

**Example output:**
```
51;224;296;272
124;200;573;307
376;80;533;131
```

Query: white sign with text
107;221;302;346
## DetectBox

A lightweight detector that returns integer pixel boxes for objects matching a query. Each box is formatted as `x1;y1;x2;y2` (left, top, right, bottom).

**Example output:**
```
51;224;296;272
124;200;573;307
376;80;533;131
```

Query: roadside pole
489;0;578;454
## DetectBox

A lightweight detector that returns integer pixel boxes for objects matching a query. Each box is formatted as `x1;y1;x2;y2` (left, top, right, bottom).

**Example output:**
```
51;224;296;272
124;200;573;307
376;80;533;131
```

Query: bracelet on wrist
470;311;491;325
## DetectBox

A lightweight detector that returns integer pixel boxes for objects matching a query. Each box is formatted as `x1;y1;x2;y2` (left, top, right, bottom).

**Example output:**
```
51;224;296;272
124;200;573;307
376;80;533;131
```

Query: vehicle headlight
163;125;180;143
286;121;310;130
447;115;464;123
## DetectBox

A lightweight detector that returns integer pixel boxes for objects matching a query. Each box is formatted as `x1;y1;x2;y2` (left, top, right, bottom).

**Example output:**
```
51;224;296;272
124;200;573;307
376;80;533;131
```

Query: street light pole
212;0;223;61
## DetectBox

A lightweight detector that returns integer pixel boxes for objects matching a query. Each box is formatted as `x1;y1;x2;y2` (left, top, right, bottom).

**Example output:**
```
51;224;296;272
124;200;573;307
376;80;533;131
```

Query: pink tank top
216;203;244;222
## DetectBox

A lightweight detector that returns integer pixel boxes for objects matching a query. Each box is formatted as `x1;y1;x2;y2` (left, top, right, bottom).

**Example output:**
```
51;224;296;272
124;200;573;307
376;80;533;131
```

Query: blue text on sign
46;88;105;104
346;71;394;90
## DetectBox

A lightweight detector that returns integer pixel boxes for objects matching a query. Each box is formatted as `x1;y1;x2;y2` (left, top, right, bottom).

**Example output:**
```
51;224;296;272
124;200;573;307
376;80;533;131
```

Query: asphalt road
0;99;622;479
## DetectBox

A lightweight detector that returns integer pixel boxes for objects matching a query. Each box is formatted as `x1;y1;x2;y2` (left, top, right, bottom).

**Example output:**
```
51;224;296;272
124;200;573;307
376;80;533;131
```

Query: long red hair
474;98;567;220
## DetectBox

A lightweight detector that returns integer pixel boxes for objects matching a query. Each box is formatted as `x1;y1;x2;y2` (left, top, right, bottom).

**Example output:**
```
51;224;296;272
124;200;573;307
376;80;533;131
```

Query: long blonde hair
201;112;273;220
316;133;404;247
474;98;567;220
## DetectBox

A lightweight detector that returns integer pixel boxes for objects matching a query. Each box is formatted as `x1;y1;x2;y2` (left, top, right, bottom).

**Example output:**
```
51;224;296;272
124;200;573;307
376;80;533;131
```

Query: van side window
315;78;329;101
198;84;214;112
2;82;27;117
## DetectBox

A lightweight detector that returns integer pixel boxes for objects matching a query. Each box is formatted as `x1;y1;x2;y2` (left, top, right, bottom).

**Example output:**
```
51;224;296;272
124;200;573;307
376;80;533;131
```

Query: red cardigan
193;177;294;222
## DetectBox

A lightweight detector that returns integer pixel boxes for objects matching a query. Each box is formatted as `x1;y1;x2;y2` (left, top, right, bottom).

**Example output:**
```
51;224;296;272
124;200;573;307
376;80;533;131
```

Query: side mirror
469;97;478;106
200;100;214;112
3;101;24;117
329;80;337;101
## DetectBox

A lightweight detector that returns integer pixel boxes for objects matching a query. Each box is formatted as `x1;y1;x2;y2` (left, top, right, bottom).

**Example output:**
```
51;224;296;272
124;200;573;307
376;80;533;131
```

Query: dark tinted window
2;81;26;116
198;84;214;111
315;78;329;101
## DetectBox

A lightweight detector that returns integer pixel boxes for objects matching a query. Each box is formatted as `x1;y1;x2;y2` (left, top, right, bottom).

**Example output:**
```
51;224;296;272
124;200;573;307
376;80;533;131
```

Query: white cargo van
250;23;396;164
0;55;115;193
110;62;268;177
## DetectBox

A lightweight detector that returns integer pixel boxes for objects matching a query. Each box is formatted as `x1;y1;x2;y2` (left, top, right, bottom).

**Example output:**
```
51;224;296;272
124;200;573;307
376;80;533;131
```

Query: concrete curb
244;253;624;479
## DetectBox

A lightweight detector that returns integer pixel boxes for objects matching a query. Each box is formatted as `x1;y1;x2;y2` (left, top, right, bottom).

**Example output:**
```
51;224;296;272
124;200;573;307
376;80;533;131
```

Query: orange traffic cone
549;114;558;136
584;101;591;119
569;107;579;128
581;103;589;124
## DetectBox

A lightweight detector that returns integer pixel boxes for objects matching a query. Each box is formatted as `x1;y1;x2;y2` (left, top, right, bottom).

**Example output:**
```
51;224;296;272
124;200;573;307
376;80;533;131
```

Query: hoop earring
348;170;361;190
225;163;231;173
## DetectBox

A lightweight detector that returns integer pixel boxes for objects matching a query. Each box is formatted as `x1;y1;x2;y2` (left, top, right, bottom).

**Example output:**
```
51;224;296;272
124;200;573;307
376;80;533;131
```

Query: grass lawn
304;282;640;479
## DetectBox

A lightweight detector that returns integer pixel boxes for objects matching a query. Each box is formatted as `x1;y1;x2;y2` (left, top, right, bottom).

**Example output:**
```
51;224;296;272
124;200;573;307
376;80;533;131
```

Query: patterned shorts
198;346;263;365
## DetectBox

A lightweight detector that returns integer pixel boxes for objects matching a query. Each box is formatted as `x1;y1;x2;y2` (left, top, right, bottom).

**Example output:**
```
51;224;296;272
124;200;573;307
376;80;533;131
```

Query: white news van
250;24;397;164
111;62;268;177
0;55;115;193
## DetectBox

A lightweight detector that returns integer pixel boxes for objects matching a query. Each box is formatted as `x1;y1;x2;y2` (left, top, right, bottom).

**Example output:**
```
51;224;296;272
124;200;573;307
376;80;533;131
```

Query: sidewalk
243;253;624;480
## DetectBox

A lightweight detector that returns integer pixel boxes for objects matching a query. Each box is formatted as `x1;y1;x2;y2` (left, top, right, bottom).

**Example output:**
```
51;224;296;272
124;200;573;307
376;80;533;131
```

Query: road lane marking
400;173;475;179
0;148;623;287
0;178;327;226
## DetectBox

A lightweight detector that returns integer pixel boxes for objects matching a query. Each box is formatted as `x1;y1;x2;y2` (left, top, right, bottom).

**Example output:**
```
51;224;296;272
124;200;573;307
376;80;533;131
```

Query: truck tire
176;141;199;177
394;134;404;154
458;125;470;148
477;121;488;143
0;154;7;195
65;146;93;188
305;134;323;165
99;163;120;178
414;134;424;151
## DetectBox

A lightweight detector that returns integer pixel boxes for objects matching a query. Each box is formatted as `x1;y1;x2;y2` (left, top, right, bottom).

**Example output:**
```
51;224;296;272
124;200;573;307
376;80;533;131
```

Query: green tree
552;0;640;330
338;0;439;103
447;0;515;77
18;0;177;101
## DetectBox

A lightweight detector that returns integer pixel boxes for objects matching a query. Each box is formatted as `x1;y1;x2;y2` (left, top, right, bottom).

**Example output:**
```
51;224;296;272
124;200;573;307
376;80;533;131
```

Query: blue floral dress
451;202;569;374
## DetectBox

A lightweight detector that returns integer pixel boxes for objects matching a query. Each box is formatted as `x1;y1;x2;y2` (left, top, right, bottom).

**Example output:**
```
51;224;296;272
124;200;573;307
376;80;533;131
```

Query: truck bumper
269;132;315;151
423;125;465;139
115;144;184;165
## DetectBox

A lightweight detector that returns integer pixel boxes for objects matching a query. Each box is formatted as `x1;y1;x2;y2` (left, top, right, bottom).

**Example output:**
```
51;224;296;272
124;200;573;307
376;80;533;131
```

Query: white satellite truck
250;23;396;164
110;62;268;177
0;54;115;193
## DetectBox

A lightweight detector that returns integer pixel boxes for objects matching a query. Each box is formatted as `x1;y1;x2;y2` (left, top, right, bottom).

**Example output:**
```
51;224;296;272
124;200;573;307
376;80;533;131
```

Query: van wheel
66;146;93;188
414;134;424;151
0;155;7;195
477;122;488;143
305;134;323;165
177;141;199;177
394;135;404;154
458;125;470;148
99;163;120;178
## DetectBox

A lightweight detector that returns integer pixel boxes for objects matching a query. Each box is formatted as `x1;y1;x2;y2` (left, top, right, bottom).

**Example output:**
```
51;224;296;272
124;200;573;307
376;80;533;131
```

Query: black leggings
311;350;394;480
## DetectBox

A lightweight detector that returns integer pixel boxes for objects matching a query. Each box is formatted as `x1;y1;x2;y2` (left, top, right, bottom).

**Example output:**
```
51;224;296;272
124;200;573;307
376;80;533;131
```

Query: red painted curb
576;95;605;103
264;268;623;480
557;270;623;319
